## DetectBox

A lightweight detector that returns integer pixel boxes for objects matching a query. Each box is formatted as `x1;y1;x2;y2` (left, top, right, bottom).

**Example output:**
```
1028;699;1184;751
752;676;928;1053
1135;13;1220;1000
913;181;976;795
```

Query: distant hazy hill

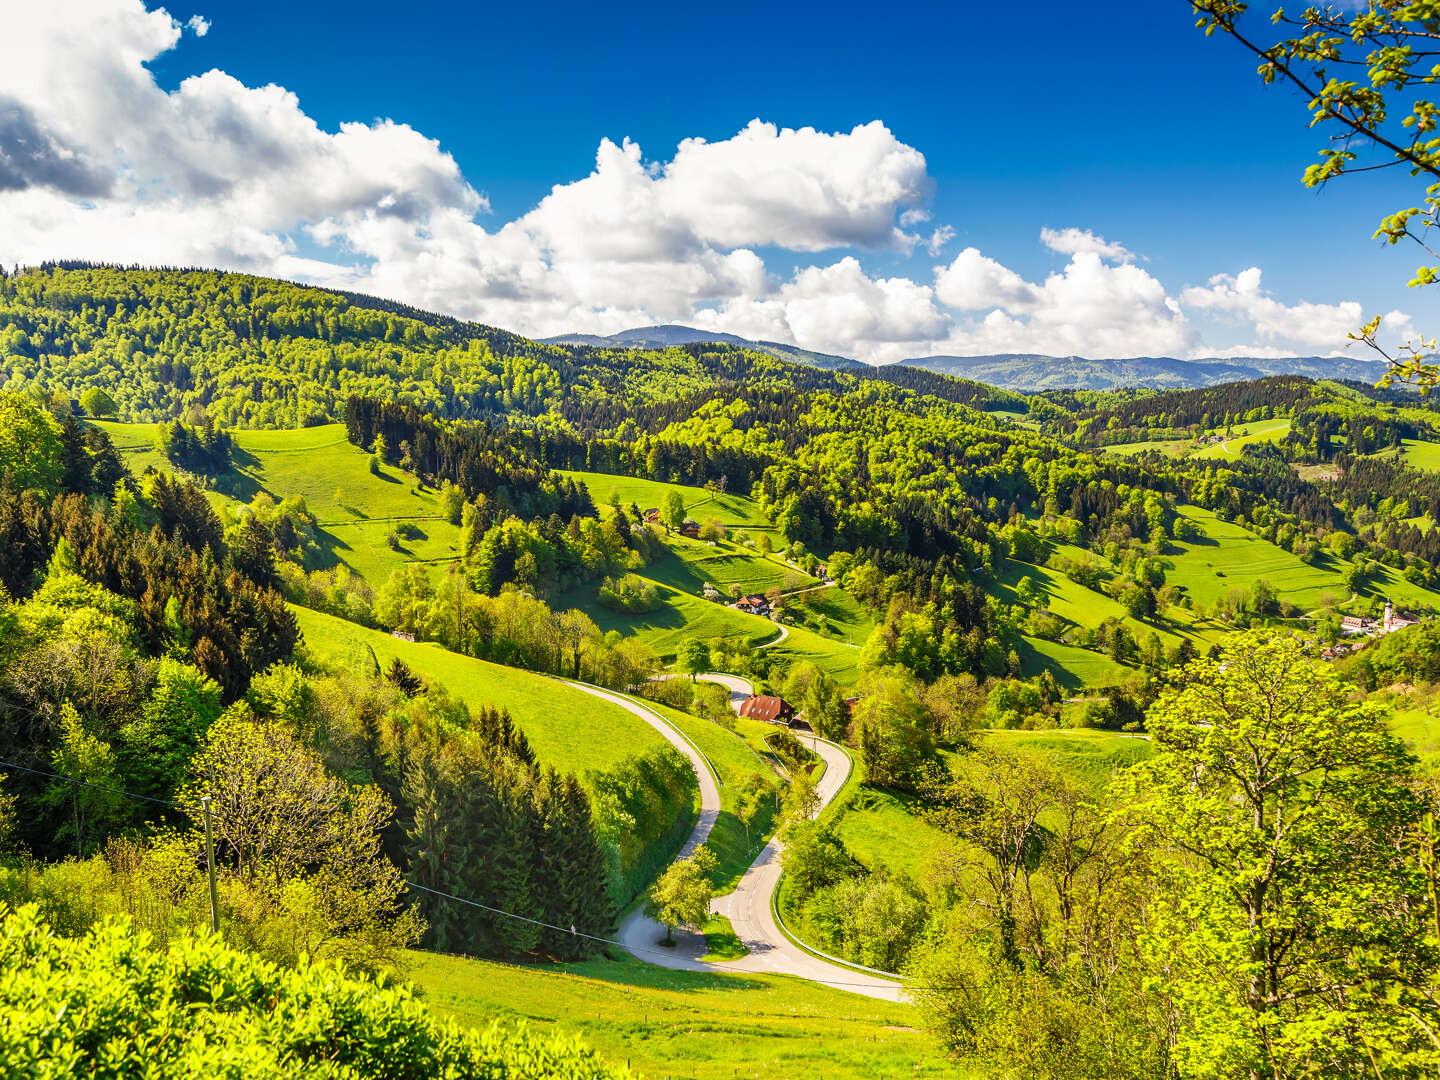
900;353;1388;391
542;325;863;371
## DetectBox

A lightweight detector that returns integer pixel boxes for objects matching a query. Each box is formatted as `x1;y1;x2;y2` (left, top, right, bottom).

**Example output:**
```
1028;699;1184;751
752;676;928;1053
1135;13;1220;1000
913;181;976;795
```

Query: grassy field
833;786;951;881
95;421;461;586
1167;505;1440;612
982;728;1154;792
826;729;1151;900
759;622;863;682
1103;418;1292;461
1401;438;1440;472
407;950;954;1080
642;538;810;597
997;558;1188;651
1191;418;1293;460
1389;700;1440;760
797;586;876;644
1018;636;1131;689
564;578;780;660
563;470;789;549
294;606;663;776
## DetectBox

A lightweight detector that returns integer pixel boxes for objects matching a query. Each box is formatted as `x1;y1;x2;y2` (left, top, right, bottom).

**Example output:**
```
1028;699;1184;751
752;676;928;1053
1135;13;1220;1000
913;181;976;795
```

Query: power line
0;757;184;808
1;756;940;991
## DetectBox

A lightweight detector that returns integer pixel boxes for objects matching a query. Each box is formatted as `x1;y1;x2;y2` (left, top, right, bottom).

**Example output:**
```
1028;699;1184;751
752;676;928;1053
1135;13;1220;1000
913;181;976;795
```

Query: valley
3;265;1440;1080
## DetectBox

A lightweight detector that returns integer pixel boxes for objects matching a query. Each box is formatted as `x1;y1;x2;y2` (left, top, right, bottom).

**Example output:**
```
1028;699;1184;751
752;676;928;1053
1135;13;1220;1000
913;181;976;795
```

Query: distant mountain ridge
541;325;863;371
899;352;1388;391
543;327;1388;389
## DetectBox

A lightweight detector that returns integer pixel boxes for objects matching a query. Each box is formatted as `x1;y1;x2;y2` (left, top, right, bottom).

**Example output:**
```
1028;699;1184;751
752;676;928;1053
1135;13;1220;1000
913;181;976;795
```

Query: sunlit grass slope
983;728;1154;792
294;605;661;776
563;469;788;549
1401;438;1440;472
95;421;462;585
1166;505;1440;611
407;951;956;1080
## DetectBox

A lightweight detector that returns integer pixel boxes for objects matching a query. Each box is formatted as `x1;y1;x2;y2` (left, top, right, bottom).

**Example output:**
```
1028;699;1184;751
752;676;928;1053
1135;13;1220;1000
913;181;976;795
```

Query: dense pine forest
3;265;1440;1080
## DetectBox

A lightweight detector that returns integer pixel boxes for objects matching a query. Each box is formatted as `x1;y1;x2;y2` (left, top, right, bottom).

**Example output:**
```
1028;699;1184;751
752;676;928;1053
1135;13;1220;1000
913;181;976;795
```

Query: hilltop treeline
1043;375;1321;443
343;396;593;519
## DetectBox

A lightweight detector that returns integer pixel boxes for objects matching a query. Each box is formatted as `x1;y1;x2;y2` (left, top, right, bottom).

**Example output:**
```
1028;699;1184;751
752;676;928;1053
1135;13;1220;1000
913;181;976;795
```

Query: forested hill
0;264;1013;428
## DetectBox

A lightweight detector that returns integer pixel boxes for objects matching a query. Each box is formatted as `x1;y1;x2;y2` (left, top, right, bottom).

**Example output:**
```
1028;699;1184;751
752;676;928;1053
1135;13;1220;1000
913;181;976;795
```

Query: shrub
596;573;662;614
0;904;631;1079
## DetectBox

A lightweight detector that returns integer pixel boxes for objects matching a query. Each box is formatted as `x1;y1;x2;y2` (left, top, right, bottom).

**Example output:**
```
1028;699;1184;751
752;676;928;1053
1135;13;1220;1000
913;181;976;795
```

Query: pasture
1401;438;1440;472
294;606;662;776
1167;505;1440;611
407;950;952;1080
94;421;461;586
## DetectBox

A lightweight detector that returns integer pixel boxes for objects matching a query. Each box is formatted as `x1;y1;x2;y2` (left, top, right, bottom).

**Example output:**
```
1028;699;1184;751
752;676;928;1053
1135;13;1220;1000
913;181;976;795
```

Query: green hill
295;605;662;776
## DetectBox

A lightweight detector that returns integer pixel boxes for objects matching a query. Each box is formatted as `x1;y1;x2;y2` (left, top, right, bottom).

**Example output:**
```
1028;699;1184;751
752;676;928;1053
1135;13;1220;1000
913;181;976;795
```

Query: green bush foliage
0;904;631;1079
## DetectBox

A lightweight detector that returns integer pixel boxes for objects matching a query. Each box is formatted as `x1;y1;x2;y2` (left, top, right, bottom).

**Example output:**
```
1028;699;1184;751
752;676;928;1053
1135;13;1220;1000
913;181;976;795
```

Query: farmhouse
735;594;770;615
739;695;796;725
642;507;661;523
391;630;417;643
679;519;700;539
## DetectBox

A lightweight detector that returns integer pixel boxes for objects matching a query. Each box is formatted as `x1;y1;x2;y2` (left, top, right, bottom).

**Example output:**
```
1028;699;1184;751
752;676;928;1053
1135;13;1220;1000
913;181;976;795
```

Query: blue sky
0;0;1425;361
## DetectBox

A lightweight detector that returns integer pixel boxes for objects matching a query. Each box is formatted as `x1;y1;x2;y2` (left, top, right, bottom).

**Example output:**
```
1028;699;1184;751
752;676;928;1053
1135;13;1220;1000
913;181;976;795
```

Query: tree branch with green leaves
1192;0;1440;387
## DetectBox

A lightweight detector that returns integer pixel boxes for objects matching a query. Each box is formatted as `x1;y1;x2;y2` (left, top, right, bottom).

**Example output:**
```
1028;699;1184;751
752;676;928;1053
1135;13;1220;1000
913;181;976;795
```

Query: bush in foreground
0;904;631;1079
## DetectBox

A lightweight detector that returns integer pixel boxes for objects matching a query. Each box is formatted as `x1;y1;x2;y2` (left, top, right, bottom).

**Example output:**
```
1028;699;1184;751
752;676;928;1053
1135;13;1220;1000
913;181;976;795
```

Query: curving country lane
597;672;904;1002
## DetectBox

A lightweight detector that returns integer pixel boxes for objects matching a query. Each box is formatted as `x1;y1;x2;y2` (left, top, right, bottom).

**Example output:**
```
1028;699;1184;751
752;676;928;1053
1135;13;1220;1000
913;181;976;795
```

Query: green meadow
561;577;780;659
1018;635;1131;689
1103;418;1293;461
833;786;951;881
1191;417;1293;460
1166;505;1440;611
982;727;1154;792
563;469;790;549
94;421;462;585
407;950;954;1080
1401;438;1440;472
294;605;662;776
997;557;1188;650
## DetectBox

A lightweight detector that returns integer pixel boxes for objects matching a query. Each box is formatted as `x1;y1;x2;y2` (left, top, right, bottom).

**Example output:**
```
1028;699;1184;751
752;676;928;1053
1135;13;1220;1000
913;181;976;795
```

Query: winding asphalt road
601;672;904;1001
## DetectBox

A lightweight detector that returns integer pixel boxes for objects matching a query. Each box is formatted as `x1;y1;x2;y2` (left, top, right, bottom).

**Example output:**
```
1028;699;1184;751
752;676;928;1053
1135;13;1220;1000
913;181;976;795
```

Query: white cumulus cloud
1180;267;1366;350
1039;226;1134;263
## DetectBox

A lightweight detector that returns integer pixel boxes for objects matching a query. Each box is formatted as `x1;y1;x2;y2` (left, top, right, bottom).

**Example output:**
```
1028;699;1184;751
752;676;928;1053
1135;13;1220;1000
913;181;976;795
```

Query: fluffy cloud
693;257;951;362
1039;226;1134;263
1180;268;1366;350
0;0;1407;364
932;245;1193;358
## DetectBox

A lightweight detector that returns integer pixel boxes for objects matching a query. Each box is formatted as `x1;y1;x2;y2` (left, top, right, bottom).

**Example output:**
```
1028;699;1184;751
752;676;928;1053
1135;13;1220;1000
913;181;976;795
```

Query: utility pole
201;795;219;935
